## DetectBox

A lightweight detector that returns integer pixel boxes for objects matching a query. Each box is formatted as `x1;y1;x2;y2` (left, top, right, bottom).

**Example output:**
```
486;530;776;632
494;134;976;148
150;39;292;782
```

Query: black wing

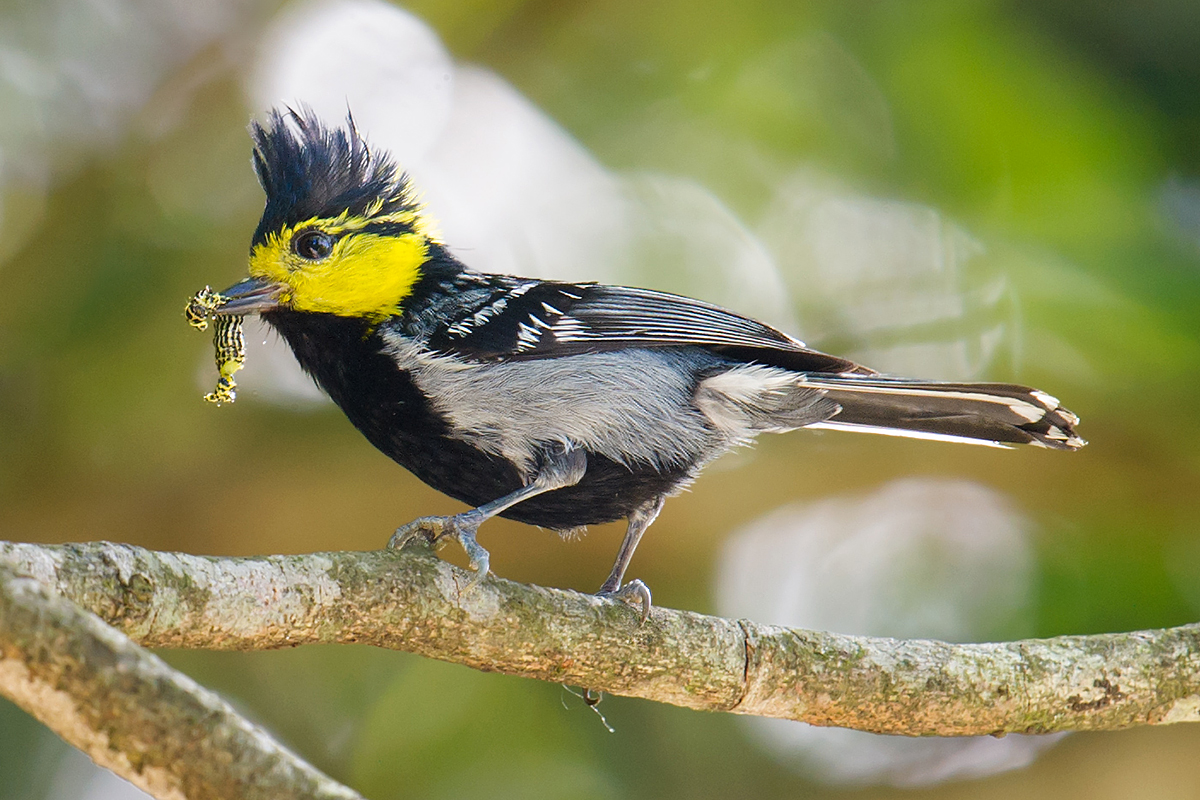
414;273;871;375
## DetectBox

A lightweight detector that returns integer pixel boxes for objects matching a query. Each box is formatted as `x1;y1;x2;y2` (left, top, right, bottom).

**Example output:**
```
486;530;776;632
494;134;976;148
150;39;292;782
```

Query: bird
206;108;1085;614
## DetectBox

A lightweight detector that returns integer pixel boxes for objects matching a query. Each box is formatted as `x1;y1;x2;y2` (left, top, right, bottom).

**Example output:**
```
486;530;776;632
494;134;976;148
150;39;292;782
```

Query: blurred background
2;0;1200;797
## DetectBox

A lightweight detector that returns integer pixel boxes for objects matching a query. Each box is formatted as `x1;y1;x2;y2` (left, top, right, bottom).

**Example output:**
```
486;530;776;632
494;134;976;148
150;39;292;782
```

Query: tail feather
799;375;1085;451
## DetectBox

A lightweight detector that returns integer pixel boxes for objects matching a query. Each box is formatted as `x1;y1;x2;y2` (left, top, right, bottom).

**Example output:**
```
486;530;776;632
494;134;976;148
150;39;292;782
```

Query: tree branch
0;562;363;800
2;540;1199;742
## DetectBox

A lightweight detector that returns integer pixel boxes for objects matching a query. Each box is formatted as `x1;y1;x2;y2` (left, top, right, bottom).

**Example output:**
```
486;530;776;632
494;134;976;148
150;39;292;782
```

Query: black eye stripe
358;221;414;237
293;229;336;260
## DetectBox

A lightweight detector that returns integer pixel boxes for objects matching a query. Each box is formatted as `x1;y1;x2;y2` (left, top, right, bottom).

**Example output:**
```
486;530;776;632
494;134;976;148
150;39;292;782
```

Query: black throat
260;309;439;440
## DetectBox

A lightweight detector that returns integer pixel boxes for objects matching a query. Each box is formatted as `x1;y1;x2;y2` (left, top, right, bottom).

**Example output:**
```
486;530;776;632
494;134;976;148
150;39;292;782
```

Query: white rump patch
696;365;834;443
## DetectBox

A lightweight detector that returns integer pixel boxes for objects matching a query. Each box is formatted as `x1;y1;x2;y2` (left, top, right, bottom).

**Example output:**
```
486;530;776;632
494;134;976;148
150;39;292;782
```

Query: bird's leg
389;448;587;591
597;496;665;619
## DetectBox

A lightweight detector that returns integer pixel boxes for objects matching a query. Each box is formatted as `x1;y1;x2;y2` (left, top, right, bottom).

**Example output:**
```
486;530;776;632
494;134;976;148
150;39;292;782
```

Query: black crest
249;107;419;246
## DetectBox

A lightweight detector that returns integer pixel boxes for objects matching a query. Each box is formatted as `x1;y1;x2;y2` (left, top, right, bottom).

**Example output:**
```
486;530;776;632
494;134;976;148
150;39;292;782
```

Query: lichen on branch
2;540;1198;739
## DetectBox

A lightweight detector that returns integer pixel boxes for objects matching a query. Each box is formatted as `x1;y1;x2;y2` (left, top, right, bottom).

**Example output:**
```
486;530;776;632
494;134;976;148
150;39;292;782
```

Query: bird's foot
596;579;652;622
389;514;491;591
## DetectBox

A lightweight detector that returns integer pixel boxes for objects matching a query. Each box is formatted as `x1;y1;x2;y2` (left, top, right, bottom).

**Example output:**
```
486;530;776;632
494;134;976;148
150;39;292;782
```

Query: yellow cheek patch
248;228;428;321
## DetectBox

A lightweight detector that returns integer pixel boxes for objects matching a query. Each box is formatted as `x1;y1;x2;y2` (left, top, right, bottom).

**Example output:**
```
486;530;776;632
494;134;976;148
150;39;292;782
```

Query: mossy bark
3;540;1198;738
0;564;362;800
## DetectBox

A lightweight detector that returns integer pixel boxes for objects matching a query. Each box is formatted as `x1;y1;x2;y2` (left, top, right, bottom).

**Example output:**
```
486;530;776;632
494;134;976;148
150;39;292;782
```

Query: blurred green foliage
3;0;1200;797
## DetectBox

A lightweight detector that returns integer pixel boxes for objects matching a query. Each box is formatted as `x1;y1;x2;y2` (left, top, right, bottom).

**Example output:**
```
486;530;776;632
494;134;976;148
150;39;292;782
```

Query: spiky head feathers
245;109;434;320
250;108;422;244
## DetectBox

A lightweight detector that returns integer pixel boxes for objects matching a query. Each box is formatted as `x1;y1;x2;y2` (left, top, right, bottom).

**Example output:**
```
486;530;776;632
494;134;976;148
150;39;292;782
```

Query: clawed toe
597;579;652;622
389;514;491;591
388;515;448;550
456;528;490;591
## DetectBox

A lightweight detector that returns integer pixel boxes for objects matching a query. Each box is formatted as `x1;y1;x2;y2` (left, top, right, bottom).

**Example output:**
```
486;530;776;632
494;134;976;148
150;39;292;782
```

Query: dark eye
292;230;335;260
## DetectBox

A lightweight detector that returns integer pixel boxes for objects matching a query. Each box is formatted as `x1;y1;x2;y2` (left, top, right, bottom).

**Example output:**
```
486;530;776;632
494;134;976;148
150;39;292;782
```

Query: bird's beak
214;277;287;315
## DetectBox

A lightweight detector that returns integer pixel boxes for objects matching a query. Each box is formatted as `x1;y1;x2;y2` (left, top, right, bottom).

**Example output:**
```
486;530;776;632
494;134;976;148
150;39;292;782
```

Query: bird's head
215;108;437;323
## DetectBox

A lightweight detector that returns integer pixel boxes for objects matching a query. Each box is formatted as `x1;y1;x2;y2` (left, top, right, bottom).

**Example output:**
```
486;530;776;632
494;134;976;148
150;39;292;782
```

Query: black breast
261;309;686;528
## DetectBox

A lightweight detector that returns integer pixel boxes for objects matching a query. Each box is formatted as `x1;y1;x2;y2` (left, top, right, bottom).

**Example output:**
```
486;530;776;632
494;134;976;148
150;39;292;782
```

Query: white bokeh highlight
715;478;1064;787
0;0;261;260
760;172;1017;380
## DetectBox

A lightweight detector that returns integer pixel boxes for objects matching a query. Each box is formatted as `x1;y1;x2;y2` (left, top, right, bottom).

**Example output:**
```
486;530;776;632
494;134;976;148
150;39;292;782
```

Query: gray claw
388;515;447;550
597;579;652;623
456;528;491;591
389;514;491;592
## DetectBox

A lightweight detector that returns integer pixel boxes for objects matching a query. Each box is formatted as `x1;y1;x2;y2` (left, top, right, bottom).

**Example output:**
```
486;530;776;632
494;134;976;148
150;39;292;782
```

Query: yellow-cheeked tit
210;109;1084;612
